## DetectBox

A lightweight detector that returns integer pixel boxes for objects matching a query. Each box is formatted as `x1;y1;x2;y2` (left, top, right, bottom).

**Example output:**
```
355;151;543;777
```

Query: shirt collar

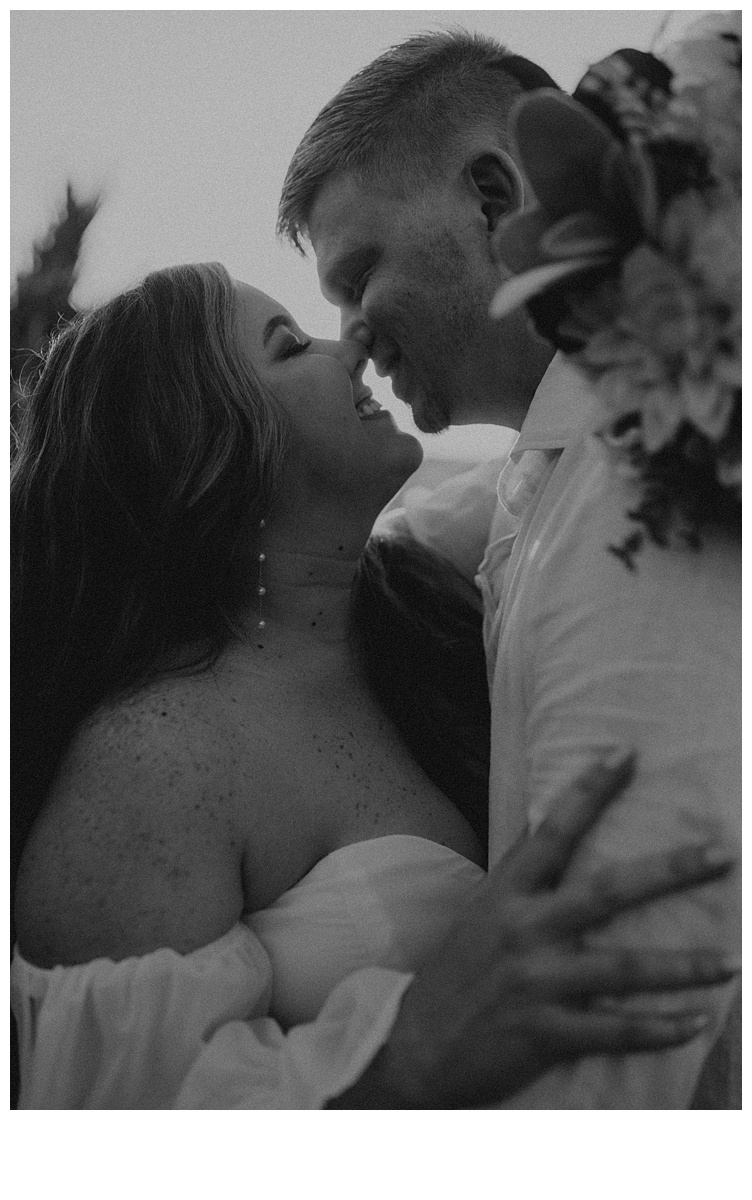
510;354;597;460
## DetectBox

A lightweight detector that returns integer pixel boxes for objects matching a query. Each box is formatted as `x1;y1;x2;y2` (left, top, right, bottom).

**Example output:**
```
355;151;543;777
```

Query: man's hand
328;751;738;1108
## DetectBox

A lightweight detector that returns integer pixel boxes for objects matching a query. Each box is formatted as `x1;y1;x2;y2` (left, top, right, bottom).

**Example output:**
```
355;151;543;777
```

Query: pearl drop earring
257;518;266;631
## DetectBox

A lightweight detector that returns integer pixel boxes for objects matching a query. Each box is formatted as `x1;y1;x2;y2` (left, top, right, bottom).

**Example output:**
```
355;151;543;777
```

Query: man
278;31;741;1107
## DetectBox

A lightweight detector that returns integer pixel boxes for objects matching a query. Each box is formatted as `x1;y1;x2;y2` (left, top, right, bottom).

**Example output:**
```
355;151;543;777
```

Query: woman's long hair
11;262;289;888
351;536;491;847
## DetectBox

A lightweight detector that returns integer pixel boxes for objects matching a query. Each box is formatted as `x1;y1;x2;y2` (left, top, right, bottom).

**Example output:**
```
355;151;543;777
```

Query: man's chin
412;399;453;435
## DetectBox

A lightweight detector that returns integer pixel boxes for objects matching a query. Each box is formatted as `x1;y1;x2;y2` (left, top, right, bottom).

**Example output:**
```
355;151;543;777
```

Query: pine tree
11;185;99;1102
11;184;99;435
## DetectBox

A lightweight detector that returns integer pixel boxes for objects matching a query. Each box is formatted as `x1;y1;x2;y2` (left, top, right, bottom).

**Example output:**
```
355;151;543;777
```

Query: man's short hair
277;29;560;252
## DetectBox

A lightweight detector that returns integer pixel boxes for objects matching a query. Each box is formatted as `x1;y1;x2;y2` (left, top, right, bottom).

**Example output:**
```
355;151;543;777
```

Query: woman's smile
232;279;422;509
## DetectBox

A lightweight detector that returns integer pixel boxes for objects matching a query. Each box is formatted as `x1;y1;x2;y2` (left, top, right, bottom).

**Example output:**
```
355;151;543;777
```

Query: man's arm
493;463;741;1109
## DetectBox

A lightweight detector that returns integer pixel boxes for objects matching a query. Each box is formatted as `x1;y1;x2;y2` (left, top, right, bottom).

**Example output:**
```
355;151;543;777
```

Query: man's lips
373;349;400;380
387;364;412;408
371;352;410;403
369;347;419;412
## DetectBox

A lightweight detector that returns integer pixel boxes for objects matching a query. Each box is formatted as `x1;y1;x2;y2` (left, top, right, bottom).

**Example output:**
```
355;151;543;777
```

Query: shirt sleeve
12;925;412;1109
496;460;741;1109
373;458;505;582
174;967;412;1109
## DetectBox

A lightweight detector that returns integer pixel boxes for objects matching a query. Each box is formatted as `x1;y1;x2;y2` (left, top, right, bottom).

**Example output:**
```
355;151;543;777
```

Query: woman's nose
313;336;369;384
330;337;370;380
339;314;375;356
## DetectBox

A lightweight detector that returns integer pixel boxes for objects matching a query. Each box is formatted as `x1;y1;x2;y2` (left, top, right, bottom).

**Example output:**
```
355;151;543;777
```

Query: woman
11;263;736;1108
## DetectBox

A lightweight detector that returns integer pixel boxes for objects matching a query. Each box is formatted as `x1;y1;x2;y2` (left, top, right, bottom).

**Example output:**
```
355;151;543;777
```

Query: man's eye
350;271;372;302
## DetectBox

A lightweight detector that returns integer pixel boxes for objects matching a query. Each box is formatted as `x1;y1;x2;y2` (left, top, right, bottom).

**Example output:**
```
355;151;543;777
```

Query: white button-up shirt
383;355;741;1108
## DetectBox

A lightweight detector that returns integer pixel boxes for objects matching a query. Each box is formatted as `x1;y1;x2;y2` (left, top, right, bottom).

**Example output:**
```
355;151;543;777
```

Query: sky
10;5;704;459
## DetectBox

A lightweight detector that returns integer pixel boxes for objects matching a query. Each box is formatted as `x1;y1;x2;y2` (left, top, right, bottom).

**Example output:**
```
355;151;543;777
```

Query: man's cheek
365;282;413;337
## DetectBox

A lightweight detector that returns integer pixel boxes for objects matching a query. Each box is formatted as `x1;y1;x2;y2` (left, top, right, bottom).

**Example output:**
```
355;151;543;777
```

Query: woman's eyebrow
262;313;294;347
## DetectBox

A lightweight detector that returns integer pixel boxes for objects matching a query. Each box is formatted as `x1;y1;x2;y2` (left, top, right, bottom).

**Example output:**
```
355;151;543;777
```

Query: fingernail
600;747;635;773
700;845;735;870
720;954;742;974
696;952;741;980
682;1013;710;1033
675;843;734;874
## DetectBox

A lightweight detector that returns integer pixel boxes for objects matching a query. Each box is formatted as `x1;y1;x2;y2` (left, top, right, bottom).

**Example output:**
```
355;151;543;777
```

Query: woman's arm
13;688;247;968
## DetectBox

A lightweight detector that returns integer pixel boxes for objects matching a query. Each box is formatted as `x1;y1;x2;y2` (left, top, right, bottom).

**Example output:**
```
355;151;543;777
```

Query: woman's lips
354;388;384;420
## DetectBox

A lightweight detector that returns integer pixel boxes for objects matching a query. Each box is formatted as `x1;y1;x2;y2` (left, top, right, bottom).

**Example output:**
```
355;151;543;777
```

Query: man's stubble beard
401;223;500;433
413;282;493;434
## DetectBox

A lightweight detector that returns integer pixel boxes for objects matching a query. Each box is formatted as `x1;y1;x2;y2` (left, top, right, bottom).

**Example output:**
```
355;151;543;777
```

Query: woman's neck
241;500;377;649
250;546;360;645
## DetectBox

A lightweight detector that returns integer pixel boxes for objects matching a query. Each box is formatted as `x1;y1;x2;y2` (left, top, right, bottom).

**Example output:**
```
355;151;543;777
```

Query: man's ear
464;150;525;232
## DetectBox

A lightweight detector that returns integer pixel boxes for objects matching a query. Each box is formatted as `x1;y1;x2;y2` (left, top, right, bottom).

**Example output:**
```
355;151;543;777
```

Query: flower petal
493;206;555;274
623;144;660;235
510;91;625;219
490;256;610;318
641;388;683;452
540;212;620;260
717;457;742;490
681;378;734;441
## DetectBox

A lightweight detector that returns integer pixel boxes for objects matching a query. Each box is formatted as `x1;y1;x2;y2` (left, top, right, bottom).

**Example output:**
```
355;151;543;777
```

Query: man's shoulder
544;435;740;592
503;432;741;682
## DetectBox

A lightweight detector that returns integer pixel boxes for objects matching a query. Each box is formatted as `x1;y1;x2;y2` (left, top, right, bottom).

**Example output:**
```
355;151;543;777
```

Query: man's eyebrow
262;313;293;348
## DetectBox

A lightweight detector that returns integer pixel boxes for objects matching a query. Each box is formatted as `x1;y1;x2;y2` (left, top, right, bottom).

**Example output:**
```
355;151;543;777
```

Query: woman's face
234;282;423;509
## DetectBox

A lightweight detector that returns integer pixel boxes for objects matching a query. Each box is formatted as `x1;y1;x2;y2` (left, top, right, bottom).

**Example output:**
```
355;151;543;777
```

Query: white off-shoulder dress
11;835;484;1109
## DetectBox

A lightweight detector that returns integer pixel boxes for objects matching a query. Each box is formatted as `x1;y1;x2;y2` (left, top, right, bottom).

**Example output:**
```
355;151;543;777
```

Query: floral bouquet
493;12;741;562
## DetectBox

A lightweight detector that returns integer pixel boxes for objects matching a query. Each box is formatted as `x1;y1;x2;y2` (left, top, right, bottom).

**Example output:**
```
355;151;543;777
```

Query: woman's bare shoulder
14;674;252;968
67;672;236;787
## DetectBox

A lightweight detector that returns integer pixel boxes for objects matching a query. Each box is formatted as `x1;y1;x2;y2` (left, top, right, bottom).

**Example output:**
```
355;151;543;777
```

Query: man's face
308;169;550;433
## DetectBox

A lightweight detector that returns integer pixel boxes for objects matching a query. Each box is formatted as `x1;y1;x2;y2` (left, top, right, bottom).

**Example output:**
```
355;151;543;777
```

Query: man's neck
457;332;555;431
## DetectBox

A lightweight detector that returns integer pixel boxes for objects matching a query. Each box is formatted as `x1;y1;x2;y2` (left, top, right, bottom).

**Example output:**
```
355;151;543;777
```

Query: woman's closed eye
278;331;312;359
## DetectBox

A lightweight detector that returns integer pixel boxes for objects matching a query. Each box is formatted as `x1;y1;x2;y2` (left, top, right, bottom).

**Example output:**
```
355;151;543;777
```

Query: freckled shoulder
14;674;252;968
